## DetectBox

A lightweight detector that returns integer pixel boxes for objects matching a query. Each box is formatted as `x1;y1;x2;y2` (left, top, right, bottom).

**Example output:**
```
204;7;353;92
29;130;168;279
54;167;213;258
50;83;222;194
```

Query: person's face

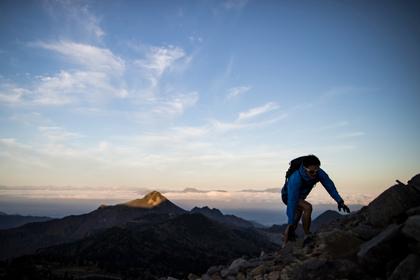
304;165;319;179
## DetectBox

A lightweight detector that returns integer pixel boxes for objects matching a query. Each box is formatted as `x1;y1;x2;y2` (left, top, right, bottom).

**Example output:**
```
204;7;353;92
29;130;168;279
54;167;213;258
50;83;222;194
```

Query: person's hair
302;154;321;167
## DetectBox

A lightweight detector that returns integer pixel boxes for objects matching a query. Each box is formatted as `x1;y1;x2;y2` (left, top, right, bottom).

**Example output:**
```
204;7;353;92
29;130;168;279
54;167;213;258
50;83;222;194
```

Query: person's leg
298;200;313;235
292;207;303;231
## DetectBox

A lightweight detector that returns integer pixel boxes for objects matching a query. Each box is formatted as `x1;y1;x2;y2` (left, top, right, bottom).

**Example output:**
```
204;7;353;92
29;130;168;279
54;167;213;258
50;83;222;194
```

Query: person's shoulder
318;168;329;178
289;169;302;181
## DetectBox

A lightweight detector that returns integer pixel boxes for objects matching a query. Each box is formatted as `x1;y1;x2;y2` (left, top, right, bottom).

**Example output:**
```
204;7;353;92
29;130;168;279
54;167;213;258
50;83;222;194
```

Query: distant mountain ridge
0;212;53;230
0;191;186;260
191;206;255;228
0;191;274;262
0;191;279;279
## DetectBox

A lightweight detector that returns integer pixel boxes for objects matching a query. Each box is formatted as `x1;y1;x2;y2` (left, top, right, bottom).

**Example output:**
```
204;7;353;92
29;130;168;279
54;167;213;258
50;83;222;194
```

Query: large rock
221;258;249;277
367;183;420;228
402;215;420;242
351;223;381;240
316;229;363;258
407;206;420;216
408;174;420;190
388;254;420;280
357;224;406;274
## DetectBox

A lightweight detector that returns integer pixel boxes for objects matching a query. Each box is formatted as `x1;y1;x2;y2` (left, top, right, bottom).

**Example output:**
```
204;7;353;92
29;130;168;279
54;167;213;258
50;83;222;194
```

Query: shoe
302;234;314;247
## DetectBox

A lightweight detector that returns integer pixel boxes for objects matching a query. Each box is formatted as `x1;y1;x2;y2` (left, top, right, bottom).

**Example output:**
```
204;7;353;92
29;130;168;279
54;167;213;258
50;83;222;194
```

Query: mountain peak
124;191;168;208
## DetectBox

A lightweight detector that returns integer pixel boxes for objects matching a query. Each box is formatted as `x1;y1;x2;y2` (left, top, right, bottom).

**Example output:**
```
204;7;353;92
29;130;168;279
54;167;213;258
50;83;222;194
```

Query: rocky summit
181;173;420;280
124;191;169;208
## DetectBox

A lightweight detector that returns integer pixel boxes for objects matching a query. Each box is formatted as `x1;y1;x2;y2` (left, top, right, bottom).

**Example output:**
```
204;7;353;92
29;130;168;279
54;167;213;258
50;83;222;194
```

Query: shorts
282;194;288;205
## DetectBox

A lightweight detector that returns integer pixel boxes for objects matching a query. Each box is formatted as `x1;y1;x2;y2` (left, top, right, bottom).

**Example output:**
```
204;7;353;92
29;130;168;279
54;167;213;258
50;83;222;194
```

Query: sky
0;0;420;217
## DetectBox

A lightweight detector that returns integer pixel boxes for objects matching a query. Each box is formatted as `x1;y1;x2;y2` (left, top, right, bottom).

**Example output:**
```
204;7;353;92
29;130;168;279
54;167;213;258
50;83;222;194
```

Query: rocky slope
185;173;420;280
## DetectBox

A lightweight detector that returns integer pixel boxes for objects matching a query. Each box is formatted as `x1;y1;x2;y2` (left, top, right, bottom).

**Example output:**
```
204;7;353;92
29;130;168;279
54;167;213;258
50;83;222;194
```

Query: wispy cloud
0;82;28;105
38;126;84;143
1;41;128;106
135;45;187;91
237;102;279;121
36;41;125;73
226;86;251;99
336;132;365;139
43;0;105;40
151;91;199;116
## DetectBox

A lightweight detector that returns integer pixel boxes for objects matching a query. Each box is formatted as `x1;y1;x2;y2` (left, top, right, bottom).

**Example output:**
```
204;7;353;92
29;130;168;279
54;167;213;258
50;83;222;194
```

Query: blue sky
0;0;419;210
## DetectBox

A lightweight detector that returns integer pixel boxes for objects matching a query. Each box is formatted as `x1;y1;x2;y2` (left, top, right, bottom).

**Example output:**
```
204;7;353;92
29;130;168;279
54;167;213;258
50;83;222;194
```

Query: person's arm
318;169;350;213
286;172;301;225
318;169;343;203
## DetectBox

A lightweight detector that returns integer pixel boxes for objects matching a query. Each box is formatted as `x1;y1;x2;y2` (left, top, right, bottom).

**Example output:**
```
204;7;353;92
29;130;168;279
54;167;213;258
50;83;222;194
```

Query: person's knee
303;202;312;213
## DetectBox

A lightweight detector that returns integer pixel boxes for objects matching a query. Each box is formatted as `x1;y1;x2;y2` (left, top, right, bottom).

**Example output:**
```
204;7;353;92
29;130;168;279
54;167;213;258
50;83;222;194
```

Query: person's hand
338;201;350;213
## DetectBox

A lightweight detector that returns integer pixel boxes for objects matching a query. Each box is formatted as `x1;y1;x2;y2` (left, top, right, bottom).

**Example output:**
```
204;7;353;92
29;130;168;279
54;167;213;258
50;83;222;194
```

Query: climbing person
281;155;350;247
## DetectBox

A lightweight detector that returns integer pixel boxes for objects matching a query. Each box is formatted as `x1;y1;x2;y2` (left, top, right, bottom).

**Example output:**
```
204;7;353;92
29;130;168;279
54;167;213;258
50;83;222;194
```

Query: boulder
206;265;224;275
408;174;420;190
228;257;248;273
367;183;420;228
407;206;420;216
317;229;363;258
220;257;248;277
402;215;420;242
358;224;405;274
388;254;420;280
351;223;381;240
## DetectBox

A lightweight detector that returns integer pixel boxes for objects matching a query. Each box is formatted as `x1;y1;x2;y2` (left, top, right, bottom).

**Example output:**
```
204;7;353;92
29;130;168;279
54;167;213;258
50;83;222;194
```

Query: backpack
285;156;309;181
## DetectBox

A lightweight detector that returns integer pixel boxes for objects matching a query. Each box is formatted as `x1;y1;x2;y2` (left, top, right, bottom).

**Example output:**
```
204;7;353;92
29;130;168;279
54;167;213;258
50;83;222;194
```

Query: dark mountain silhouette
9;213;276;279
0;191;186;260
0;212;53;230
311;209;343;232
191;206;255;228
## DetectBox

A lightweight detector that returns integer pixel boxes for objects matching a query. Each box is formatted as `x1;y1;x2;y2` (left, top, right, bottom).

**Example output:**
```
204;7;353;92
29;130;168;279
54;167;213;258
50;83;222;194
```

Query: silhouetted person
281;155;350;247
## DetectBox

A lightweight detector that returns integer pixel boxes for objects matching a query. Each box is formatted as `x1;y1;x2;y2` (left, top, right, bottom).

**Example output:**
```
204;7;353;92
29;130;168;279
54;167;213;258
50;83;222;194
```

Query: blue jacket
281;164;344;225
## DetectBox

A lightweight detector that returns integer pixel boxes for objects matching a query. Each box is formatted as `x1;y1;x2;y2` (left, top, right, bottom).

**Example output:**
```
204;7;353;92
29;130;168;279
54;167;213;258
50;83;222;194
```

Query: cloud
0;138;49;168
2;41;128;106
135;45;187;90
336;132;365;139
151;92;199;116
23;70;125;106
237;102;279;121
43;0;105;40
0;83;27;105
9;112;54;126
38;126;84;143
36;41;125;74
240;188;280;193
226;86;251;99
